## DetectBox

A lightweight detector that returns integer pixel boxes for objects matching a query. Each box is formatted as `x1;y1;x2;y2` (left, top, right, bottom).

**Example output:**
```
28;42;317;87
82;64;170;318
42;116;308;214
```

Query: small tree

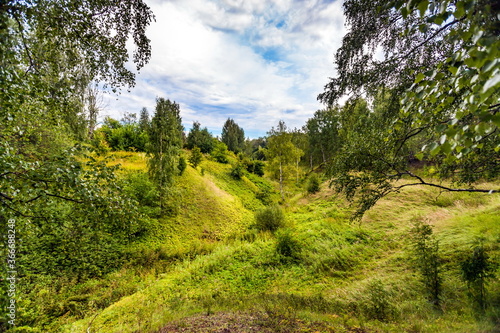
139;107;150;133
410;220;442;308
211;140;229;164
178;156;187;175
189;147;203;168
266;121;304;200
147;98;183;213
461;242;496;311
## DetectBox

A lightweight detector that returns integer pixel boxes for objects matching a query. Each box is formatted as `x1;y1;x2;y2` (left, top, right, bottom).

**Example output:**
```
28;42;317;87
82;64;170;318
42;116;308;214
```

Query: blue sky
102;0;346;138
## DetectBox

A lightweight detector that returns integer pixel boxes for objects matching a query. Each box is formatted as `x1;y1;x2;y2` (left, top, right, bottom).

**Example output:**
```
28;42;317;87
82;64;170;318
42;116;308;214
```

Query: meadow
31;151;499;333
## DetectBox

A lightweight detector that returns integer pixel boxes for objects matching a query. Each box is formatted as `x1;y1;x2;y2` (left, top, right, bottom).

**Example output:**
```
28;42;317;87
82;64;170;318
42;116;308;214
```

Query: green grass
30;152;500;333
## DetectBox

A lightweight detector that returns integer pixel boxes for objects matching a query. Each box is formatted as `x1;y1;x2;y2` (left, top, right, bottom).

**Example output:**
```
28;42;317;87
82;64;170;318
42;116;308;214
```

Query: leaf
415;73;425;83
448;66;458;75
429;142;440;156
418;0;429;17
482;73;500;94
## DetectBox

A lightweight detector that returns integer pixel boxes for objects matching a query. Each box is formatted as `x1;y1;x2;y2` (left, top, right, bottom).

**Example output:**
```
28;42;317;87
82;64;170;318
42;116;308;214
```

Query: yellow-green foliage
56;157;499;333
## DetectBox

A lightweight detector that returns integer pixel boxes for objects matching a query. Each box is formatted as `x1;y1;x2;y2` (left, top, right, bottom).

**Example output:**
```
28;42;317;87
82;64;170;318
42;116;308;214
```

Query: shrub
410;220;442;308
178;156;187;175
254;205;285;232
276;229;302;263
211;140;229;163
361;280;396;321
306;173;321;194
230;163;246;179
189;147;203;168
460;242;497;311
245;159;265;176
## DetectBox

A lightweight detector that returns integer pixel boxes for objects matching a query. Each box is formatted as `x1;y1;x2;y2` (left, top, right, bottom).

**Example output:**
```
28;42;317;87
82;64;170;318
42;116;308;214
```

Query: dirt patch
203;176;234;202
157;311;356;332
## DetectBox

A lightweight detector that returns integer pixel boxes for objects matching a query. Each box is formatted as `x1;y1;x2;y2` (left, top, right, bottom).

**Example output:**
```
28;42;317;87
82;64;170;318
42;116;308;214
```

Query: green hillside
55;153;500;333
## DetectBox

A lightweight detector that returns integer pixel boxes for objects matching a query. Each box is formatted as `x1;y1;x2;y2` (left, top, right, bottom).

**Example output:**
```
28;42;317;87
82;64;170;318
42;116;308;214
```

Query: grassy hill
45;152;499;332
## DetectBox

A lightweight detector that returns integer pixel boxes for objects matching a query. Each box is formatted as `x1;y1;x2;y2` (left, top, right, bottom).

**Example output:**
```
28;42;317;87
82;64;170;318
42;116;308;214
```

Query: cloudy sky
103;0;346;138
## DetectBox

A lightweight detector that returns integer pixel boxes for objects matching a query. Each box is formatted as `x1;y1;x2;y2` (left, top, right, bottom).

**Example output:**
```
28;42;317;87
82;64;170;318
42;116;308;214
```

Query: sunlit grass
58;154;500;333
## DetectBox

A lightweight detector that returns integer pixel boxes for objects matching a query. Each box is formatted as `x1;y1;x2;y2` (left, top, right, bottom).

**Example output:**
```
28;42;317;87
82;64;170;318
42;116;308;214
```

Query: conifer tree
221;118;245;153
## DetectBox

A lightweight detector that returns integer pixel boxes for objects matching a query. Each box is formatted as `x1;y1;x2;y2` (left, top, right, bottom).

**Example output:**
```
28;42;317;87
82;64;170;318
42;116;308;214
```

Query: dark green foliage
275;229;302;264
306;173;321;194
230;163;246;180
461;242;497;311
178;156;187;175
410;221;442;308
187;121;214;153
245;159;265;176
245;137;267;160
139;107;151;133
189;147;203;168
221;118;245;153
254;205;286;233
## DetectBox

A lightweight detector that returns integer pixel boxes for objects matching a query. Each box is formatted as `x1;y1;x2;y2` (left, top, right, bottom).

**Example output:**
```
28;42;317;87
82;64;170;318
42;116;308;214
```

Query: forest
1;0;499;332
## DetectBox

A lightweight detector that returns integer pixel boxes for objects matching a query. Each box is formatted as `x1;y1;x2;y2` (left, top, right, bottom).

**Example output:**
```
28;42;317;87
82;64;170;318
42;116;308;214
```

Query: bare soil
157;311;368;332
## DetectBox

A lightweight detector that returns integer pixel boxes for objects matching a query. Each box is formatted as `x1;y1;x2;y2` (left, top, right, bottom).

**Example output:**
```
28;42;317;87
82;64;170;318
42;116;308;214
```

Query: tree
178;156;187;175
139;107;151;133
266;121;304;200
147;98;184;213
410;221;442;308
211;139;230;164
85;84;106;140
221;118;245;153
0;1;155;328
318;0;499;217
187;121;214;153
189;147;203;168
304;109;341;168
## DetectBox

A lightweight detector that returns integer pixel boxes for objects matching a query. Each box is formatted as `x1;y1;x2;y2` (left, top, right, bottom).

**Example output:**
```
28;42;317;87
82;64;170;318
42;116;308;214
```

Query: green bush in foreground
254;205;285;232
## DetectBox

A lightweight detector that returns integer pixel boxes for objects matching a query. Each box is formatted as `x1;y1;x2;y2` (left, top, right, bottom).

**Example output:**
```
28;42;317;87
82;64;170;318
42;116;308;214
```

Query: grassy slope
64;153;499;333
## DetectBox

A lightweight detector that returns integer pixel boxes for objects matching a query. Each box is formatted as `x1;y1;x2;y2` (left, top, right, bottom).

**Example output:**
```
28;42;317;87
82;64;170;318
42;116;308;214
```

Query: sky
102;0;346;138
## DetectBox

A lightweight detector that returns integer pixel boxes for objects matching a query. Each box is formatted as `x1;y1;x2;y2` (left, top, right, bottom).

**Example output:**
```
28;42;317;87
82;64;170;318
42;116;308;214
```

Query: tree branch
44;192;84;204
394;171;499;193
397;18;463;62
10;9;36;74
0;192;14;201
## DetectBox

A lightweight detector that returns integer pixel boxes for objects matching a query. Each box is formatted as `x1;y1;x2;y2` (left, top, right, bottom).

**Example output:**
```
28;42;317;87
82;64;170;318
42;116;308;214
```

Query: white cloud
102;0;345;137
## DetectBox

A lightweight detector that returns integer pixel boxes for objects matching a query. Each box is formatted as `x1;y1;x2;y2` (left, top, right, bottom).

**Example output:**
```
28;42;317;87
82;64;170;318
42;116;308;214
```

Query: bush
230;163;246;179
361;280;397;321
245;159;265;176
178;156;187;175
410;220;442;308
460;242;497;311
211;140;229;163
254;205;285;232
276;229;302;263
189;147;203;168
306;173;321;194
